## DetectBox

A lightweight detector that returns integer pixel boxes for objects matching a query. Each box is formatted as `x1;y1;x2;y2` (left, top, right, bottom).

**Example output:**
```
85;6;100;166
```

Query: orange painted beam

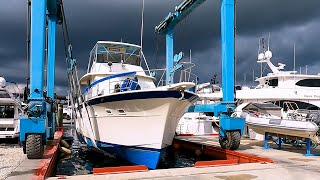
93;165;149;175
173;139;273;164
33;128;63;180
195;159;238;167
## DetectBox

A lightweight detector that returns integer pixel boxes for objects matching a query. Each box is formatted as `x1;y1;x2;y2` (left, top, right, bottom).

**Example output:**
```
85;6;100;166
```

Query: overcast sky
1;0;320;95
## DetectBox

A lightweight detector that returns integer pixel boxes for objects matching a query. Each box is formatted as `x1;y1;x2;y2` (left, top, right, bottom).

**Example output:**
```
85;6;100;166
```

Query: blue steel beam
156;0;207;85
47;0;58;99
29;0;47;100
155;0;207;34
166;29;174;84
47;0;58;140
221;0;235;103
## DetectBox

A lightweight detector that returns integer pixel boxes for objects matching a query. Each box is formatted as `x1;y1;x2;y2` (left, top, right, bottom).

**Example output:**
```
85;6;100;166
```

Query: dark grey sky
1;0;320;94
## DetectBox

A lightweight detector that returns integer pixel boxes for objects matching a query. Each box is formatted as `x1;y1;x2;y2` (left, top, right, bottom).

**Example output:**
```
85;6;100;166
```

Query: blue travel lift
20;0;62;158
155;0;245;150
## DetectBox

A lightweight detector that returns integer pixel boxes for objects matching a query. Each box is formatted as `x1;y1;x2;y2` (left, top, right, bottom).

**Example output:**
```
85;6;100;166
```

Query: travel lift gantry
20;0;63;158
155;0;245;150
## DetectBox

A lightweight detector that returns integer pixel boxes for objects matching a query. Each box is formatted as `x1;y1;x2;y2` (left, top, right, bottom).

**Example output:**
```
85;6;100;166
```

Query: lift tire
230;131;241;150
219;131;241;150
23;143;26;154
26;134;44;159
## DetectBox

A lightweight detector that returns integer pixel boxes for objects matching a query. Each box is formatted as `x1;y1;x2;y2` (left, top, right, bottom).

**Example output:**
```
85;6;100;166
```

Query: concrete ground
6;136;320;180
0;139;26;180
5;159;41;180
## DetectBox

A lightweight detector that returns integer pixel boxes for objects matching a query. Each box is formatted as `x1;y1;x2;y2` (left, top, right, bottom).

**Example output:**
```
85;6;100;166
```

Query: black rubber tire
23;143;26;154
26;134;44;159
229;131;241;150
219;131;241;150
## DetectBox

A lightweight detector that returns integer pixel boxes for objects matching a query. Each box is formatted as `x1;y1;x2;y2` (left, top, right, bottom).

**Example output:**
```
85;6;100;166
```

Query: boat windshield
0;90;11;98
91;42;141;66
0;105;14;118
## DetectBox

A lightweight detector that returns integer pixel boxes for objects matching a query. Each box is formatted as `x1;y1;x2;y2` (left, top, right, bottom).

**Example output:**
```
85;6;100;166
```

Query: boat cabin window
0;105;14;118
267;78;278;87
296;79;320;87
0;90;11;98
94;43;141;66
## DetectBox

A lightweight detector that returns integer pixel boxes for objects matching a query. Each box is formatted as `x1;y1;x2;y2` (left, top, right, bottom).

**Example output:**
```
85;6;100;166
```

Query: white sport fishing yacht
177;38;320;139
235;39;320;141
236;43;320;113
76;41;198;169
0;77;23;139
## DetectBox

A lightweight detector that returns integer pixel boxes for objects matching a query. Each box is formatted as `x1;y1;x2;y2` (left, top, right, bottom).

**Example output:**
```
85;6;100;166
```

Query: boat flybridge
76;41;198;169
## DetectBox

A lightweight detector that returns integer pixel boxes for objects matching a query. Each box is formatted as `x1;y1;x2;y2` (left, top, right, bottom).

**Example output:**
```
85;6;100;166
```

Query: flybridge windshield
0;90;11;98
92;43;141;66
0;105;14;118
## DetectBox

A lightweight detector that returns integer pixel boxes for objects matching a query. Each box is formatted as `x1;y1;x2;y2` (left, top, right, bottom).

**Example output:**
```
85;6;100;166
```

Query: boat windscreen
95;43;141;66
0;105;14;118
0;90;11;98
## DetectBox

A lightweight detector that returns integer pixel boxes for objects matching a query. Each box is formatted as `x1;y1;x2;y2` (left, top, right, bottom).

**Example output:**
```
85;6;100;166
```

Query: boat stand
263;132;283;150
264;132;319;156
303;138;320;156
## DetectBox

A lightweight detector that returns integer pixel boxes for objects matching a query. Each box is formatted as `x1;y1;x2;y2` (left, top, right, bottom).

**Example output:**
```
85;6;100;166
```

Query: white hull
76;90;197;150
176;112;219;136
243;113;319;140
0;118;19;138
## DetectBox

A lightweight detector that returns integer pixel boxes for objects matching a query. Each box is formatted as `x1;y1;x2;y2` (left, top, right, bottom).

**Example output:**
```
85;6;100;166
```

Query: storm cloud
1;0;320;94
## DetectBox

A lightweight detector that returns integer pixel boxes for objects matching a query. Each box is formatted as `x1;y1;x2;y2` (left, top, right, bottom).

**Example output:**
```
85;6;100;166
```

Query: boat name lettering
303;95;320;98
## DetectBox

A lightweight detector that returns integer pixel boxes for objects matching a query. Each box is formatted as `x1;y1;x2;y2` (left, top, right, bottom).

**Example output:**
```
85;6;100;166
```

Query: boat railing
83;68;199;100
154;68;199;87
124;68;198;87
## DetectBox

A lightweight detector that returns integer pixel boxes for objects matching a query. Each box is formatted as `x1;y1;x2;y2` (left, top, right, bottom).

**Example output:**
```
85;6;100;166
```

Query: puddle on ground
215;174;257;180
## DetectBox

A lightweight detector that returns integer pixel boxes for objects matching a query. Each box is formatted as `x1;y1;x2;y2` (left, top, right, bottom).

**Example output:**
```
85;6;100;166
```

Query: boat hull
76;90;198;169
176;112;219;136
81;135;163;169
0;119;19;139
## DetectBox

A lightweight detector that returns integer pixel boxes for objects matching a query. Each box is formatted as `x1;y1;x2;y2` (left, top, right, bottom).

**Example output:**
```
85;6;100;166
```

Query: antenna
140;0;145;50
258;39;261;55
260;63;262;77
189;49;192;63
300;67;301;74
252;69;255;83
293;43;296;73
267;32;271;51
306;65;308;74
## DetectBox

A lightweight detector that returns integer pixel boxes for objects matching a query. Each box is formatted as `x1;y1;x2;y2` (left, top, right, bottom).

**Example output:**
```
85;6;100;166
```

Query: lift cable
60;0;72;59
59;0;99;149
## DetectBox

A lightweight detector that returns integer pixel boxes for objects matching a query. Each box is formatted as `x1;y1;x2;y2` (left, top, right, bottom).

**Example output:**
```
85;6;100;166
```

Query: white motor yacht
75;41;198;169
0;77;23;139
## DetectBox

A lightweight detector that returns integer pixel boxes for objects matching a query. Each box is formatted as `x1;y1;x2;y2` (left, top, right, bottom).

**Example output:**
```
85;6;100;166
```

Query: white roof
96;41;141;49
